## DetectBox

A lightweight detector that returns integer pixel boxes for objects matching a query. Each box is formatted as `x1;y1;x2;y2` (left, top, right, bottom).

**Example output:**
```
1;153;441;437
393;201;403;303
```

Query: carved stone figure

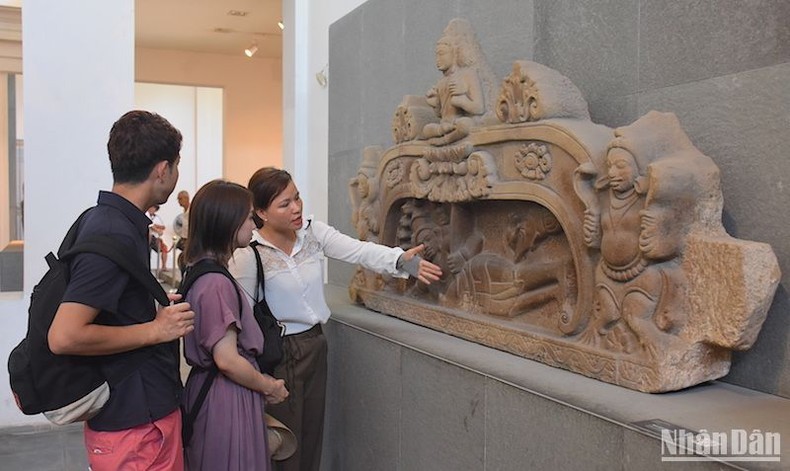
349;18;780;393
350;146;382;243
446;205;571;319
392;19;496;146
574;113;694;358
422;19;484;141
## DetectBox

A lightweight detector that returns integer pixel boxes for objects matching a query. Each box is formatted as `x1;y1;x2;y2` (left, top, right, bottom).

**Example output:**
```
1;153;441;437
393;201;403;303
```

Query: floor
0;423;88;471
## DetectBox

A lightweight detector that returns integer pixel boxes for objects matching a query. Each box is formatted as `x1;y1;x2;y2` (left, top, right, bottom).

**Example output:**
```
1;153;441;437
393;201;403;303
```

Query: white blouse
228;220;408;335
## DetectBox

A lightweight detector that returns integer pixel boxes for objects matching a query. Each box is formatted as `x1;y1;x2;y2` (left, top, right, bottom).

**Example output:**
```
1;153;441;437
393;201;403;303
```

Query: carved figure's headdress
607;111;695;172
358;146;382;176
595;111;698;192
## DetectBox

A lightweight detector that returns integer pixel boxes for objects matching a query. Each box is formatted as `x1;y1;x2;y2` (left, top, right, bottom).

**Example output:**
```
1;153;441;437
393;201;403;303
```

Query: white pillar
0;0;135;427
24;0;135;290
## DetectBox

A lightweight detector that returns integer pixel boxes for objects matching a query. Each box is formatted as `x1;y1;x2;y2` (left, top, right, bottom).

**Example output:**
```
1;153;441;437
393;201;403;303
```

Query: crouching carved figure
350;18;780;392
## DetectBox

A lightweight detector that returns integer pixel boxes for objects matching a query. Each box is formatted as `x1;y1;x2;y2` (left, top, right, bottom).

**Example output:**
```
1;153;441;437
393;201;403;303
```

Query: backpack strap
178;260;242;311
49;210;175;393
178;259;244;445
56;208;93;256
181;364;219;445
61;236;170;307
56;206;170;306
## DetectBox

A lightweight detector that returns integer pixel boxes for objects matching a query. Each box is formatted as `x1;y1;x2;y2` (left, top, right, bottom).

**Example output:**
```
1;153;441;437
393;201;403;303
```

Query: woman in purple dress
181;180;289;470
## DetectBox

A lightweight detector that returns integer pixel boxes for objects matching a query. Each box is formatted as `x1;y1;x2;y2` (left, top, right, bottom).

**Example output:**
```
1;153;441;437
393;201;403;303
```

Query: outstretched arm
313;220;442;282
397;244;443;284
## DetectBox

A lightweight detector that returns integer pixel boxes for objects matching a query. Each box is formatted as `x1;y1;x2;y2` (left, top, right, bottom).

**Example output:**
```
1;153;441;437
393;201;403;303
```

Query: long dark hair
248;167;293;228
184;180;252;267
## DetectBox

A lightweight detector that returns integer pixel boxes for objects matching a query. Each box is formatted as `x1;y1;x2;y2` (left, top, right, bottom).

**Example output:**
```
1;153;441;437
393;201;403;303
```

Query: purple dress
182;273;270;471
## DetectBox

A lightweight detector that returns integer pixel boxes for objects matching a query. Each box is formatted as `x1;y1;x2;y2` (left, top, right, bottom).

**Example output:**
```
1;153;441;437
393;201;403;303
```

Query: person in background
228;167;442;471
173;190;190;270
181;179;288;470
48;110;195;471
146;204;169;275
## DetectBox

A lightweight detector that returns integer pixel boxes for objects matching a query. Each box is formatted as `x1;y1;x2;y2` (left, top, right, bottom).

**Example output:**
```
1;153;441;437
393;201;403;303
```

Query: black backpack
7;209;170;424
178;259;242;445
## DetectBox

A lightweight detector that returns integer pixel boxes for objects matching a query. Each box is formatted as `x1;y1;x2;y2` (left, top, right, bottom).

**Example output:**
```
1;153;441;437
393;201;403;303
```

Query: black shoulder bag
250;241;286;376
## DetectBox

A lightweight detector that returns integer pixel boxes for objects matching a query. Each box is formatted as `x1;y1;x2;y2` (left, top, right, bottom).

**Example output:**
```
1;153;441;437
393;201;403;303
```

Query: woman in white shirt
228;167;441;471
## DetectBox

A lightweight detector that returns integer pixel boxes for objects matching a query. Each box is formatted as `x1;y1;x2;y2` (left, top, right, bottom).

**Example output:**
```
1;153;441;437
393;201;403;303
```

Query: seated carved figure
421;19;493;145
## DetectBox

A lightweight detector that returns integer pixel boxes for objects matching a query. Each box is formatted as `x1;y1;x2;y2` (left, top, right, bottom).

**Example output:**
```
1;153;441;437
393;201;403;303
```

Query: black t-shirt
61;191;181;431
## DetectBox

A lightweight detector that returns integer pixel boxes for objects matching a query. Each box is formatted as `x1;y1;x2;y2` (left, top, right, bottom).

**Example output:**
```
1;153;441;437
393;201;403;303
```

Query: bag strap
250;241;266;304
56;208;93;256
178;259;243;445
249;241;284;338
182;365;219;445
54;208;173;387
178;260;242;312
56;206;170;306
61;236;170;307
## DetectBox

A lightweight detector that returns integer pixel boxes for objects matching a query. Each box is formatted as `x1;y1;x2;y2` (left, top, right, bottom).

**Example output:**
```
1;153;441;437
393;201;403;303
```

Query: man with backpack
47;110;195;471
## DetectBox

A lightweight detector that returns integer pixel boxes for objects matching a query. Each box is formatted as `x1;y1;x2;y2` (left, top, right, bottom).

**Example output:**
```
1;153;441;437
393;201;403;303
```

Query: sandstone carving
350;18;780;393
392;18;497;147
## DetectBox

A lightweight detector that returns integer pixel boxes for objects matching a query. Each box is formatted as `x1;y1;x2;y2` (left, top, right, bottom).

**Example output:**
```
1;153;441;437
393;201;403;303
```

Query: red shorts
84;409;184;471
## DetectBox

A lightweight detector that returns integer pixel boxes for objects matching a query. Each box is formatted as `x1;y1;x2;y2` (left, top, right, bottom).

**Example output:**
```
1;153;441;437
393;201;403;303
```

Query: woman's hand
213;329;289;404
263;376;289;404
402;244;443;284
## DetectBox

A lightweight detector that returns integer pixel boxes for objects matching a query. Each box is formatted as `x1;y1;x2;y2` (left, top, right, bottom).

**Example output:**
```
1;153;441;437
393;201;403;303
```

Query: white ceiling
135;0;283;59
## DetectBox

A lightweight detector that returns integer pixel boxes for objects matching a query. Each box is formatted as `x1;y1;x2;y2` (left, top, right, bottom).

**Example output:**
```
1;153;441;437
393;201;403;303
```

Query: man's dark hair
184;180;252;267
248;167;293;228
107;110;182;184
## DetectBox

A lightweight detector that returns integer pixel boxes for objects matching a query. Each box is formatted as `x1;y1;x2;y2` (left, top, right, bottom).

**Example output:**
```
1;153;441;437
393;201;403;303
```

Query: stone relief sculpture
349;18;780;392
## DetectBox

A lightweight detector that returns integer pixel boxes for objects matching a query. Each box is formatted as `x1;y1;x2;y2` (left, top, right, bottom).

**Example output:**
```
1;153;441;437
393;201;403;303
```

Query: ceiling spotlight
245;43;258;57
277;21;284;31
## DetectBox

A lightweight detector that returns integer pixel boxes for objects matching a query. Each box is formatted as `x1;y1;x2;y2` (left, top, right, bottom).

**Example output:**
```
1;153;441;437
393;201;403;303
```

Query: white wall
134;82;223;248
136;48;283;186
283;0;366;222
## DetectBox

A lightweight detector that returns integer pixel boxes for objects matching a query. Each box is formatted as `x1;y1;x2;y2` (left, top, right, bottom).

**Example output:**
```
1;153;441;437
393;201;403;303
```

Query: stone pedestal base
324;284;789;471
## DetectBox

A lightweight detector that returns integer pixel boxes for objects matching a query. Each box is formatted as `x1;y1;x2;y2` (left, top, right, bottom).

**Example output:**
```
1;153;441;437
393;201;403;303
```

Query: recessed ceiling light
227;10;249;17
277;21;284;30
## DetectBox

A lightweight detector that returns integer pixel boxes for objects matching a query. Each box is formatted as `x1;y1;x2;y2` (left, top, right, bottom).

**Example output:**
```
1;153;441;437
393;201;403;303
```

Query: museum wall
326;0;790;398
136;47;283;186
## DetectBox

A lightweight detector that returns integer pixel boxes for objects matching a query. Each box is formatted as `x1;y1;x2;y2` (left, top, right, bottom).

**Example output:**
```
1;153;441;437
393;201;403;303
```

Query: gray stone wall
327;0;790;398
